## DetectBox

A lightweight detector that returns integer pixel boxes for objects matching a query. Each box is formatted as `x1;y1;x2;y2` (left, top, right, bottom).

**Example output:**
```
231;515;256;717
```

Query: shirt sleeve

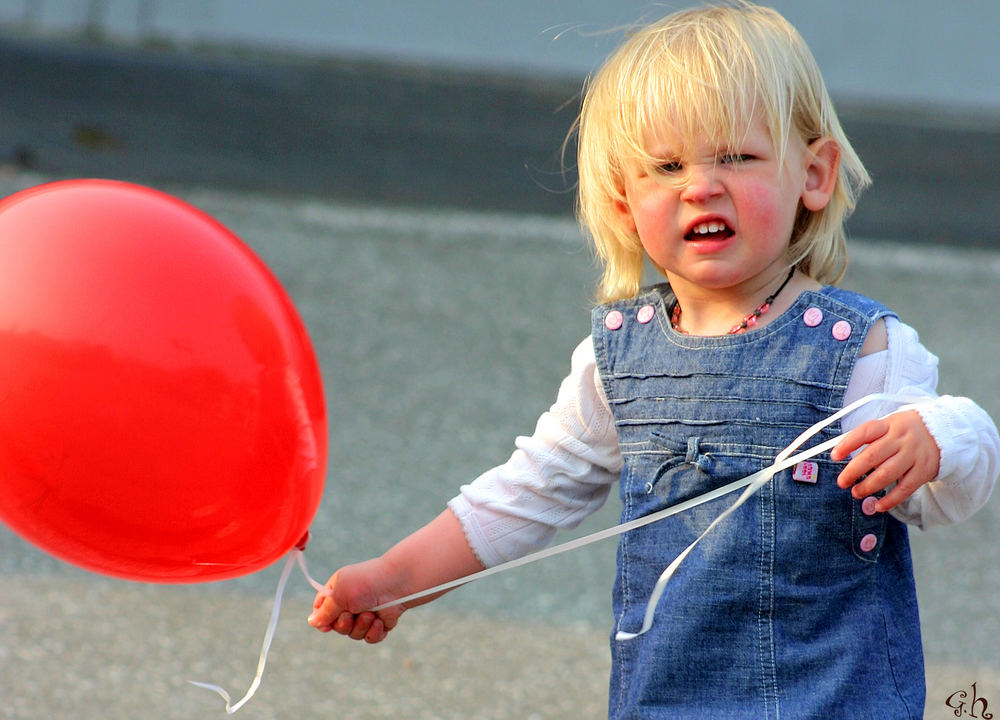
841;316;998;529
448;337;622;567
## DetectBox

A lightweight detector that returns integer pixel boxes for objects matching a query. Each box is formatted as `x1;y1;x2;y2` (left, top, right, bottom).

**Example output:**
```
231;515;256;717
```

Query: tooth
692;222;725;235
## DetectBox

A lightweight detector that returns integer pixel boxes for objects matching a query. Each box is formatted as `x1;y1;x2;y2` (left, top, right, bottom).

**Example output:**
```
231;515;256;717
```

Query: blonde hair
575;1;870;302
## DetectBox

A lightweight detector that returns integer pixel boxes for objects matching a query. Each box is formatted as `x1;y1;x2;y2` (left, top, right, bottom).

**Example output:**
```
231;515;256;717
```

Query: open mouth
685;221;734;241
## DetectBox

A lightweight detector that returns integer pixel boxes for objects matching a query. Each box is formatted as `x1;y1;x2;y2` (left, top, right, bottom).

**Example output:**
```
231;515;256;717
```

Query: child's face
615;117;832;296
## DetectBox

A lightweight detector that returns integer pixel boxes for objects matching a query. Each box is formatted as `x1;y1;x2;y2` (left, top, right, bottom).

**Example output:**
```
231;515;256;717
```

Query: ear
613;195;637;235
800;137;840;212
612;172;637;235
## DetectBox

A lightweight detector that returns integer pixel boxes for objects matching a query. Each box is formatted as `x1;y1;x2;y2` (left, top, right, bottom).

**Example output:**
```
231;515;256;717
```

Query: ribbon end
188;680;238;714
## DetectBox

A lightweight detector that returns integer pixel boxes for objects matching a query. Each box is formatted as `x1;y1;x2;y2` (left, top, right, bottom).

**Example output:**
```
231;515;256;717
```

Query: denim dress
592;285;924;719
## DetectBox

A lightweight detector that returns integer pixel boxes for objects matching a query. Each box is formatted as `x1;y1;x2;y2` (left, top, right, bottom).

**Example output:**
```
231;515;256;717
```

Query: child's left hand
830;409;941;513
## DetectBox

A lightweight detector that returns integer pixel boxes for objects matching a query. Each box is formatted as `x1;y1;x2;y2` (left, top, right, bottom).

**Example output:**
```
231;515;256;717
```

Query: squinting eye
655;160;683;174
721;153;754;165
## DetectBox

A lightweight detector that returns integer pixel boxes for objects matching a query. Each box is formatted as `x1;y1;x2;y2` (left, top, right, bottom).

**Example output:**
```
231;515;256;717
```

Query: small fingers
837;443;898;493
348;612;377;641
840;453;908;499
331;611;355;635
873;465;934;512
327;611;390;643
313;585;332;609
365;618;388;644
831;418;889;462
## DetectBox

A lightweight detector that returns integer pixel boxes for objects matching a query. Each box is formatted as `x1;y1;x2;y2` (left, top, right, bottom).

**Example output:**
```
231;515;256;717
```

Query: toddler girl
309;4;997;717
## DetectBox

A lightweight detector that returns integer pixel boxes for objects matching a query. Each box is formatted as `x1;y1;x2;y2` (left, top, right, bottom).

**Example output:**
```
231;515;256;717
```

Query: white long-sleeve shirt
449;317;999;567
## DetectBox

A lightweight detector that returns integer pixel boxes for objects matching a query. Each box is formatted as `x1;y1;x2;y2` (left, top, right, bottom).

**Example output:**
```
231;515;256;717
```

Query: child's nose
679;165;724;204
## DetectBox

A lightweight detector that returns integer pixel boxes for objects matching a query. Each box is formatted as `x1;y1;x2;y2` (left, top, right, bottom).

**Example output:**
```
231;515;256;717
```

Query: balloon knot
294;531;310;551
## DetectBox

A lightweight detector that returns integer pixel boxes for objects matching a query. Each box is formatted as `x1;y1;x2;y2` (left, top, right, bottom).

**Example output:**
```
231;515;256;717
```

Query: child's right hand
307;558;407;644
306;508;485;643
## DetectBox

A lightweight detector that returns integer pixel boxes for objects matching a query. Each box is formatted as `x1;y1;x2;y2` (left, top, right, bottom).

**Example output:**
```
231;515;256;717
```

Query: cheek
630;198;674;259
627;190;666;234
736;181;797;237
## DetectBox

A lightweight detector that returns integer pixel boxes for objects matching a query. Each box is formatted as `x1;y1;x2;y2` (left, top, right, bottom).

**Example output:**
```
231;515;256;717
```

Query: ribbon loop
189;548;332;713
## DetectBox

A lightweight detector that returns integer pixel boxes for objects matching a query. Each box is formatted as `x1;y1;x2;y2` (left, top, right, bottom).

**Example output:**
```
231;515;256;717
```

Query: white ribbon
189;550;332;714
373;392;929;639
190;391;929;714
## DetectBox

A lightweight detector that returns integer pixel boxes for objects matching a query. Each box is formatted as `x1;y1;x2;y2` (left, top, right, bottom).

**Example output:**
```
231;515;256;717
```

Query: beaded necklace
670;266;796;335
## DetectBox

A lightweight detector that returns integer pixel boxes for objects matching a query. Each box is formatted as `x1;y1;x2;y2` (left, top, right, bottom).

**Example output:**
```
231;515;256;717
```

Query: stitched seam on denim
622;442;834;458
614;465;634;715
608;400;847;418
614;420;844;437
590;309;619;411
877;561;919;719
592;308;631;718
758;483;779;718
609;371;846;389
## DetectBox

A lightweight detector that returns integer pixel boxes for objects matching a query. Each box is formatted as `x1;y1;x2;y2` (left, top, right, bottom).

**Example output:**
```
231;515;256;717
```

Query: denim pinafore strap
592;285;924;720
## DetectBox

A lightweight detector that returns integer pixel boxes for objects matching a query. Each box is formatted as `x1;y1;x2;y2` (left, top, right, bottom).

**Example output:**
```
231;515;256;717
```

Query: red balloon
0;180;327;582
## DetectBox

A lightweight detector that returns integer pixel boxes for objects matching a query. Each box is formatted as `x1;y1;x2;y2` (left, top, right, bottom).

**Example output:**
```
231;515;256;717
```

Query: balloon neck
294;531;311;552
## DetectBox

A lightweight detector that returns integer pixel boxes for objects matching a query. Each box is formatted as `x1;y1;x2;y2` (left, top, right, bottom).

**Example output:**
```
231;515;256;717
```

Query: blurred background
1;2;998;718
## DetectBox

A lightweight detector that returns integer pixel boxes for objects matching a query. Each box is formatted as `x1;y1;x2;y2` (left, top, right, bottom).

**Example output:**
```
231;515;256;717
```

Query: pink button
859;533;878;552
637;305;655;324
832;320;852;341
605;310;624;331
862;496;878;516
803;307;823;327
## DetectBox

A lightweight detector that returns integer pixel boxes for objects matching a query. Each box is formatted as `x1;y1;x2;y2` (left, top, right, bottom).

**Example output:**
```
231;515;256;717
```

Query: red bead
670;266;791;336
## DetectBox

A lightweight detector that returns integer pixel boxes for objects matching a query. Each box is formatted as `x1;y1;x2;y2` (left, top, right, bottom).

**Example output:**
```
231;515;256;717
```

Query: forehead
637;110;775;158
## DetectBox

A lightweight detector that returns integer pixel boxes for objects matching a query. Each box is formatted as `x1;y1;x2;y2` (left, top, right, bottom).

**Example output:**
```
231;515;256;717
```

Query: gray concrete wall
1;0;999;114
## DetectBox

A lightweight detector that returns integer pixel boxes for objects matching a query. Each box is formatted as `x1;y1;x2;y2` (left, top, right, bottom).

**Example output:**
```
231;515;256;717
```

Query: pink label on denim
792;460;819;483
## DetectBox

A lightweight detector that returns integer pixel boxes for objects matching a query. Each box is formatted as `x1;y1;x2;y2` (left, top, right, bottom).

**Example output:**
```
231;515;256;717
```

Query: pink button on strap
859;533;878;553
637;304;655;324
832;320;852;341
803;307;823;327
605;310;624;331
861;496;878;516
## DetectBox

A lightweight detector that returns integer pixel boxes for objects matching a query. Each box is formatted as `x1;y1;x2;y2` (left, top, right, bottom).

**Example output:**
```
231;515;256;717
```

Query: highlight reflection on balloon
0;179;327;582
